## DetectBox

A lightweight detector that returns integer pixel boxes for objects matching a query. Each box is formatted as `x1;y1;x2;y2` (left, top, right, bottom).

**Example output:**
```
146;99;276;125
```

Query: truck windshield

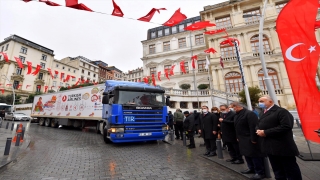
118;91;165;106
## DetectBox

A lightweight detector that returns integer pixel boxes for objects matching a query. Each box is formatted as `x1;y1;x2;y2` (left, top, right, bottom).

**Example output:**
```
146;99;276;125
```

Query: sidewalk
0;120;30;170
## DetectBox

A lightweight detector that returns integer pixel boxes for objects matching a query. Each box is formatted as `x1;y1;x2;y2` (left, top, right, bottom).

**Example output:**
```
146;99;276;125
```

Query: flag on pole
220;57;224;68
205;56;210;69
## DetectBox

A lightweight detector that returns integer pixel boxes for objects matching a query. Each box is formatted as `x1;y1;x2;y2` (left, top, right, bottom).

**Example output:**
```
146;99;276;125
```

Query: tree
180;84;191;90
197;84;209;89
26;92;42;104
47;90;56;93
238;86;262;107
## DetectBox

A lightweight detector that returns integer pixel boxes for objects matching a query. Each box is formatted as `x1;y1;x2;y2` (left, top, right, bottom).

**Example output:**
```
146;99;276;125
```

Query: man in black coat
168;111;174;130
232;102;265;180
183;111;196;149
193;110;199;134
219;104;244;164
198;105;219;157
256;95;302;180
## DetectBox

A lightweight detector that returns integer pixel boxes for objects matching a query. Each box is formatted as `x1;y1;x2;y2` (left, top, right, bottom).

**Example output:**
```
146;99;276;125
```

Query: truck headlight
109;128;124;133
162;126;169;131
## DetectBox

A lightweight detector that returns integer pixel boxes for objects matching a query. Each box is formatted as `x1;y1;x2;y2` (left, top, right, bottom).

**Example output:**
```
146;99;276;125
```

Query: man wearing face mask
198;105;219;157
256;95;302;180
219;104;244;164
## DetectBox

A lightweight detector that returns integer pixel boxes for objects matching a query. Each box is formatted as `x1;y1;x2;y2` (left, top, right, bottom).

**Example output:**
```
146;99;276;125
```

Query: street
0;122;246;180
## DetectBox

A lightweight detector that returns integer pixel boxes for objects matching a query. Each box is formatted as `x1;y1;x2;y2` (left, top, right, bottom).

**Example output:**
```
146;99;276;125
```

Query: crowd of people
168;95;302;180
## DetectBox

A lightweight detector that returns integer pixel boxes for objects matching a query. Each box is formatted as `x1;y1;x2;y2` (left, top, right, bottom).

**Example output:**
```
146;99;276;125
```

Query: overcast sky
0;0;225;72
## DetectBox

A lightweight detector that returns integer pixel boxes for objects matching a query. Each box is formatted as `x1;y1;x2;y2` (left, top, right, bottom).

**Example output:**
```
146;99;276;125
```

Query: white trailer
31;85;105;128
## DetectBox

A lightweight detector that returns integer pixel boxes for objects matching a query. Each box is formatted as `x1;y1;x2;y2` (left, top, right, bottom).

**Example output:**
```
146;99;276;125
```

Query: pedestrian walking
219;104;244;164
183;111;196;149
198;106;219;157
232;102;265;180
256;95;302;180
168;111;174;130
173;108;184;140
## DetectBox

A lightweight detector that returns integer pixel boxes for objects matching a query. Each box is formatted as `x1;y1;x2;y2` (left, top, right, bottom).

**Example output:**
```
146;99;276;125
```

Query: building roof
106;66;123;73
53;59;79;70
202;0;244;12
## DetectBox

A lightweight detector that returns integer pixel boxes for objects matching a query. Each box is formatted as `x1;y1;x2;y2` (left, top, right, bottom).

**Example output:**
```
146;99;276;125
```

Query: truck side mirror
165;96;170;106
102;95;109;104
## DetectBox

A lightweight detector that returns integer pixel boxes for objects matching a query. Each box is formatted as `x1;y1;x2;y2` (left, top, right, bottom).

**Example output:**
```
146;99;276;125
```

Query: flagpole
206;56;215;107
189;31;200;111
220;67;229;105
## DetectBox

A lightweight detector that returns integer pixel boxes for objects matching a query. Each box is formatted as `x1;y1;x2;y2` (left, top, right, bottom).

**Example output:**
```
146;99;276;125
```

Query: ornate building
124;67;143;82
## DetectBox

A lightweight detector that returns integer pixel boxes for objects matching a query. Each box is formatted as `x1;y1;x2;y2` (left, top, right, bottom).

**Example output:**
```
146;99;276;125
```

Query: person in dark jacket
232;102;265;180
193;110;199;135
198;105;219;157
219;104;244;164
173;109;184;140
256;95;302;180
183;111;196;149
168;111;174;130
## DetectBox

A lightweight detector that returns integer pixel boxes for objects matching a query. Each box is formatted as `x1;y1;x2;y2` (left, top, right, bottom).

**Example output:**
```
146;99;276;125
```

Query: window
220;44;236;58
179;24;185;32
164;28;170;35
20;46;28;54
172;26;177;34
82;69;84;73
83;62;85;66
258;68;280;90
149;44;156;54
40;62;46;69
16;68;22;75
178;38;186;48
163;41;170;51
5;44;9;51
36;85;41;93
88;72;90;75
169;101;176;108
158;29;163;37
180;102;188;109
215;16;232;29
19;56;26;63
38;73;43;80
150;67;156;75
54;73;58;79
276;2;287;14
61;73;65;79
93;74;96;77
243;9;261;24
195;34;204;45
62;66;65;70
56;64;59;68
60;82;63;86
13;81;20;90
197;60;205;70
251;35;271;53
52;81;57;87
193;102;201;109
225;72;243;93
1;46;3;52
68;68;70;72
151;31;156;38
41;54;47;61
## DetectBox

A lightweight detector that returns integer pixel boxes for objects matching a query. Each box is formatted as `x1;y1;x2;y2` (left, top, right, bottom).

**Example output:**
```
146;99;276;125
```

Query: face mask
213;111;218;113
221;111;227;114
258;102;266;109
202;109;208;113
229;108;234;111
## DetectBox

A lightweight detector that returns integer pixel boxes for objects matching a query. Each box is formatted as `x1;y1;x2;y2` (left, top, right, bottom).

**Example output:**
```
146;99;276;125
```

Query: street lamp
1;74;15;111
242;0;279;105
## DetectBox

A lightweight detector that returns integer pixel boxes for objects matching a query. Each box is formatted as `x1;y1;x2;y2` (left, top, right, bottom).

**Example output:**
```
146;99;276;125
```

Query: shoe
226;158;237;162
206;152;217;157
231;160;244;164
250;174;265;180
188;146;195;149
240;169;255;174
203;151;210;156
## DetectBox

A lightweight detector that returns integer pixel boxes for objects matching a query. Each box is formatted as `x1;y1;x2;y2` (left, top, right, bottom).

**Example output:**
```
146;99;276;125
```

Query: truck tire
45;118;51;127
96;122;101;134
50;119;58;128
39;118;45;126
103;124;111;144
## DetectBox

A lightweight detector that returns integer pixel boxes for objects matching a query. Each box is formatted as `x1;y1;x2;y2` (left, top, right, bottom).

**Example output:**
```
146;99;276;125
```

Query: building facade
106;66;123;81
125;67;143;82
91;60;108;83
0;35;54;99
51;59;79;90
200;0;320;109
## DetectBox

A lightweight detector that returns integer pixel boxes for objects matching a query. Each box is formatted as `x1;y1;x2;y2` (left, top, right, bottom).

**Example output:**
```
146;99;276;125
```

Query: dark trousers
226;142;243;161
245;156;265;175
268;154;302;180
188;131;195;146
204;138;217;152
174;121;183;139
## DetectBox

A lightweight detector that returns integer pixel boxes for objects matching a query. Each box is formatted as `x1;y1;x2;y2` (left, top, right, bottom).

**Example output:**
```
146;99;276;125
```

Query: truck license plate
139;133;152;136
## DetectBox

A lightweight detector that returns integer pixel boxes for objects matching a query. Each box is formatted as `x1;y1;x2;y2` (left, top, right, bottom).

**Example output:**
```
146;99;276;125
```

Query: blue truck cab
100;80;170;143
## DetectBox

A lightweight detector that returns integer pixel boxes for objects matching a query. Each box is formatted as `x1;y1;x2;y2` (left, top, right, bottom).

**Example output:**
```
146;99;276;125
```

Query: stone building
125;67;143;82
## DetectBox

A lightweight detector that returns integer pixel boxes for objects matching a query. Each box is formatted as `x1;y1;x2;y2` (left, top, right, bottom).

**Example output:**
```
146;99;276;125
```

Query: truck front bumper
110;131;168;143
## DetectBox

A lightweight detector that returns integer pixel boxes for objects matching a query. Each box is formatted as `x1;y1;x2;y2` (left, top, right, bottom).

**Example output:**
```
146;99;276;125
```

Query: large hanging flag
205;56;210;70
220;37;240;46
169;65;175;75
60;72;65;80
151;74;156;86
32;65;41;75
26;61;32;74
180;61;186;74
65;0;92;12
14;57;24;69
164;69;170;80
191;55;198;69
112;0;124;17
184;21;215;31
143;77;149;84
276;0;320;143
0;52;9;63
138;8;166;22
157;71;161;81
204;29;226;35
163;8;187;27
47;68;54;79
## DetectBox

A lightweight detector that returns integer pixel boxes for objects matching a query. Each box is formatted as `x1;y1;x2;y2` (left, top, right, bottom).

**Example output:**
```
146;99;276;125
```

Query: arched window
225;72;243;93
220;44;236;58
250;35;271;53
258;68;280;90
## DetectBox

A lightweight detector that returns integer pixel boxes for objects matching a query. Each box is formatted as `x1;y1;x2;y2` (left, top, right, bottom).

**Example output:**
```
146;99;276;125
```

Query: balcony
245;19;260;25
261;89;284;95
34;79;45;85
222;56;237;62
253;50;275;57
11;73;24;81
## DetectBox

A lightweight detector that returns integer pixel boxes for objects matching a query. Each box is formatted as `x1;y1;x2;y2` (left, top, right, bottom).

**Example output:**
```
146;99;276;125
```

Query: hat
183;111;189;114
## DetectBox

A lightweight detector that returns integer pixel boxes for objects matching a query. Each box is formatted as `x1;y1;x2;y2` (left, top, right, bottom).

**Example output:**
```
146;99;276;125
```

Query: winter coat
198;112;219;140
194;112;200;125
220;111;237;143
168;113;173;126
183;114;195;131
257;105;299;156
173;111;184;122
234;108;265;157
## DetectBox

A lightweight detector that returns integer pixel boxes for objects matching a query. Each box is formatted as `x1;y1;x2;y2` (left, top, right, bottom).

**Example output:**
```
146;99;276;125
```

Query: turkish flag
40;0;60;6
32;65;41;75
184;21;215;31
112;0;124;17
180;61;186;74
169;65;175;75
157;71;161;81
17;85;22;89
26;61;32;74
47;68;54;79
0;52;9;63
60;72;65;80
14;57;24;69
151;74;156;86
66;0;92;12
277;0;320;143
54;70;59;75
44;86;48;93
204;48;217;54
138;8;166;22
23;0;32;2
0;88;4;94
65;75;71;82
143;77;149;84
192;59;196;69
163;8;187;27
204;29;226;35
220;57;224;69
65;0;77;6
220;37;240;46
164;69;170;80
26;85;31;89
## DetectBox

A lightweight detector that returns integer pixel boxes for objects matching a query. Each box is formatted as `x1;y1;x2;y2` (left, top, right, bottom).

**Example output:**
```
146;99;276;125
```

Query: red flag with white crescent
276;0;320;143
0;52;9;63
204;48;217;54
138;8;166;22
26;61;32;74
169;65;175;75
112;0;124;17
143;77;149;84
47;68;54;79
180;61;186;74
14;57;24;69
163;8;187;27
165;69;170;80
152;74;156;86
32;65;41;76
157;71;161;81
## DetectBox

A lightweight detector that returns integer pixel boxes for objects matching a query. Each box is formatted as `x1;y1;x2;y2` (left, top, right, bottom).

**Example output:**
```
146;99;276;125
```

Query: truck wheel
45;118;51;127
50;119;58;128
39;118;45;126
96;122;101;134
103;125;111;144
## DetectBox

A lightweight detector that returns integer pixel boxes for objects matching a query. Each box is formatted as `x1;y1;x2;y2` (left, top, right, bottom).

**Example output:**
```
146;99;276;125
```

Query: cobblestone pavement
0;124;246;180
